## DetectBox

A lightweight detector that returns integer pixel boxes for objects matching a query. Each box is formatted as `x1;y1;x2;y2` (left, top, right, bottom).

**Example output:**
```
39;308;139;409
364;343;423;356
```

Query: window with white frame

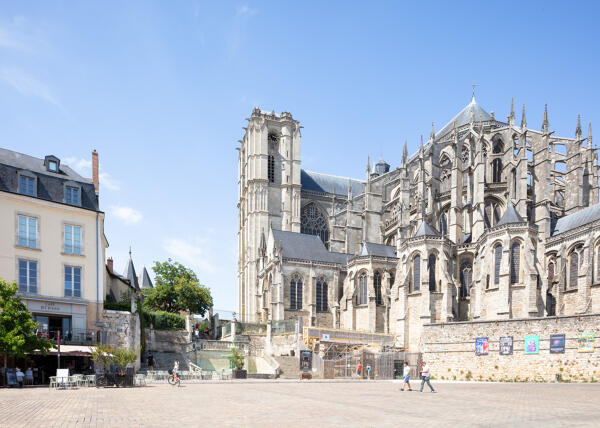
64;224;82;254
18;259;37;293
19;175;35;196
64;266;82;298
18;215;38;248
65;186;80;205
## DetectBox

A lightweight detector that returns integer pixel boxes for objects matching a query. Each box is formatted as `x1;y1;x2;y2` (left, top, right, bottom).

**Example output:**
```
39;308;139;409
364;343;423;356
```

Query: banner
475;337;489;356
499;336;513;355
578;332;594;353
524;335;539;354
549;334;565;354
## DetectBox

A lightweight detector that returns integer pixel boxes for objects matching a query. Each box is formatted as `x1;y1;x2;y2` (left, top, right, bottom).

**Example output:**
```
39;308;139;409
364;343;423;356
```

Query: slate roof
0;147;99;211
413;221;440;237
301;169;365;195
140;267;154;289
123;257;140;291
496;204;525;226
359;242;397;258
552;204;600;236
272;229;352;264
435;96;492;140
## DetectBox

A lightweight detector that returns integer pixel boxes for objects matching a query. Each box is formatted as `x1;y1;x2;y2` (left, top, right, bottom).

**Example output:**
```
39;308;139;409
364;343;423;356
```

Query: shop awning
42;345;94;356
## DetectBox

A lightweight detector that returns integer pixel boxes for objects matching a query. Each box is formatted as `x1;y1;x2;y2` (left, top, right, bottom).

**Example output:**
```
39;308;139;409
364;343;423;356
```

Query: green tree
143;259;213;315
0;279;53;383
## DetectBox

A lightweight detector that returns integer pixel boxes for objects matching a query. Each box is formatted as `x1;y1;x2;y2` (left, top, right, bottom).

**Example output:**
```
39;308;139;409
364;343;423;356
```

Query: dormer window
18;171;37;197
44;155;60;173
64;183;81;206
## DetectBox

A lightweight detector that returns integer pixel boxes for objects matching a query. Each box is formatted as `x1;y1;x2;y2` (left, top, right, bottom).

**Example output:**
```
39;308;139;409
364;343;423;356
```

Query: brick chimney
92;150;99;194
107;257;113;273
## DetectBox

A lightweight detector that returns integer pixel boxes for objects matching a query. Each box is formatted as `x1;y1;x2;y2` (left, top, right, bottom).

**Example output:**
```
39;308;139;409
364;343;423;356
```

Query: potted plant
230;347;247;379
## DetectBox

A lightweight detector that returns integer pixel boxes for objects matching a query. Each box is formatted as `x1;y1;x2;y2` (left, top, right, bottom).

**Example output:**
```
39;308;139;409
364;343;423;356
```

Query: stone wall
421;314;600;382
145;328;189;353
103;310;141;369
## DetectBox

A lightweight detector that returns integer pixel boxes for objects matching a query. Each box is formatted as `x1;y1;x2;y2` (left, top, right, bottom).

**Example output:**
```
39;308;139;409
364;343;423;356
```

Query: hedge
142;310;185;330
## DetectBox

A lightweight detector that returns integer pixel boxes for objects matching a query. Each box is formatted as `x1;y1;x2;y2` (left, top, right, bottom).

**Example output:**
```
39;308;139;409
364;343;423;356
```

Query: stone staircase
273;355;300;379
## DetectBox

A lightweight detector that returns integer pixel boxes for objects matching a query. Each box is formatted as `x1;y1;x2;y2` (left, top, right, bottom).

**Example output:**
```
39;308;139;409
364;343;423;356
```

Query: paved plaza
0;380;599;427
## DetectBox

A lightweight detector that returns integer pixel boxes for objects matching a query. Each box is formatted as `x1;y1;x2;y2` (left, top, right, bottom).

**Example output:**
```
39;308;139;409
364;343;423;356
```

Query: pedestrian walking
147;352;155;371
419;362;436;393
356;362;362;377
400;362;412;391
15;368;24;388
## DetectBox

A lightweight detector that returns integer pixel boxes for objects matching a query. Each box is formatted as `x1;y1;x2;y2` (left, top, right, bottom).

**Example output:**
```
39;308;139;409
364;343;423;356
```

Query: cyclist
172;359;180;384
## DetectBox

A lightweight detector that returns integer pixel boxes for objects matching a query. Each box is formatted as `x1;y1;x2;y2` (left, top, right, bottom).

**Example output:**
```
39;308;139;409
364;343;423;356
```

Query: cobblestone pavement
1;381;599;427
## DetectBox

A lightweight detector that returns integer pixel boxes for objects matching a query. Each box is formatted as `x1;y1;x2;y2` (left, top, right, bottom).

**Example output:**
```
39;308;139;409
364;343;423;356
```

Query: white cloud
64;157;91;172
99;172;120;191
110;206;143;225
236;5;257;17
164;237;216;274
0;67;64;111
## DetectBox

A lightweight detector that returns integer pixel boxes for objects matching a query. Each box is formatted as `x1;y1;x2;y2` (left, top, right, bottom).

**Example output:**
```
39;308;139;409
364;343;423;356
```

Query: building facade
0;148;107;340
238;99;599;351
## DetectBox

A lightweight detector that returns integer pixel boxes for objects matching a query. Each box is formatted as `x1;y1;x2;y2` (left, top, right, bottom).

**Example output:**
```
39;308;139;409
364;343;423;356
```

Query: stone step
273;356;300;379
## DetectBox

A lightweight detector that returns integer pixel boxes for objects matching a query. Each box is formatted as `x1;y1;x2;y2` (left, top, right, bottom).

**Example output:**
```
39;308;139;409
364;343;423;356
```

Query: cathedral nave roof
301;169;365;196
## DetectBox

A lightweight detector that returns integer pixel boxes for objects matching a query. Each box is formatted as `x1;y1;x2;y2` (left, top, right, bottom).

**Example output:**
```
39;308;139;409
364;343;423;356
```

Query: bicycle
167;372;180;386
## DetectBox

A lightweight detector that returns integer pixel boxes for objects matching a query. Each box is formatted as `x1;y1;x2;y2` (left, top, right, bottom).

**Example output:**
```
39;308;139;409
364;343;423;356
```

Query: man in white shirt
419;362;436;393
400;362;412;391
15;368;25;388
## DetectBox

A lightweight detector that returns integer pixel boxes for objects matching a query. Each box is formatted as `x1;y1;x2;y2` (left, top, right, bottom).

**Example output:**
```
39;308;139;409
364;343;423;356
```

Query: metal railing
271;320;296;334
38;329;99;345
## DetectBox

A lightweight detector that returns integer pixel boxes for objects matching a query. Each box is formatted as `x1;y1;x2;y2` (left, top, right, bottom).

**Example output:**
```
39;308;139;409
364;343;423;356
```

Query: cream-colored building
0;148;106;340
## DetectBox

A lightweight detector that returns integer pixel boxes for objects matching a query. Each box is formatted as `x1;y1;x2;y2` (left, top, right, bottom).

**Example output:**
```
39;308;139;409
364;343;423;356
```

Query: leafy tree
0;279;53;383
143;259;213;315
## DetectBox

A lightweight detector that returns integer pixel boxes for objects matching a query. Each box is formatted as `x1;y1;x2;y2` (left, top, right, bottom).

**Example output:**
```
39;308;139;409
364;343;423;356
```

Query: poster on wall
499;336;513;355
578;332;595;353
475;337;489;355
550;334;565;354
524;335;539;354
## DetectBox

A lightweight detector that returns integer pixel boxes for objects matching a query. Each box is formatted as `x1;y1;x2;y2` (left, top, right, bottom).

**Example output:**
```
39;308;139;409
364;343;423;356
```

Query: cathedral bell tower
238;108;301;322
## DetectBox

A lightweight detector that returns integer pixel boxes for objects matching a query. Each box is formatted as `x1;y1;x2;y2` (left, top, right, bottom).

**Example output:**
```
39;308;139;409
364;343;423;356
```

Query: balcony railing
37;329;100;346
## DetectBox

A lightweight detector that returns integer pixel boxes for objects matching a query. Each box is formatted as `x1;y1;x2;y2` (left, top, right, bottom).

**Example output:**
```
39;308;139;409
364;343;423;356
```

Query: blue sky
1;1;599;312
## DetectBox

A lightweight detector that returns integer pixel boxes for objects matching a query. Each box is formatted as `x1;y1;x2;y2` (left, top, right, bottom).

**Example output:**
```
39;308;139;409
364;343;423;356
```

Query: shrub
142;310;185;330
104;294;131;312
465;371;473;380
230;347;245;370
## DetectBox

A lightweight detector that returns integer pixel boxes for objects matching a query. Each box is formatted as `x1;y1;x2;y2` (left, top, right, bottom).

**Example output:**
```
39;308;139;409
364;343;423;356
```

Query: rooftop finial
542;104;549;133
576;114;582;139
402;140;408;166
588;121;593;147
508;98;515;126
129;246;132;258
521;103;527;128
471;83;478;101
430;122;435;141
366;155;371;175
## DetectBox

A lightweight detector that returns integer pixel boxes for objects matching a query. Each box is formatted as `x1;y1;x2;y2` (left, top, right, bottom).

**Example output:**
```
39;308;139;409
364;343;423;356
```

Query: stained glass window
301;203;329;248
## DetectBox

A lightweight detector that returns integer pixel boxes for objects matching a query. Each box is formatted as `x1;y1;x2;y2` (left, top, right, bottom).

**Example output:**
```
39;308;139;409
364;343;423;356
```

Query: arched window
494;244;502;285
301;203;330;248
428;254;437;292
484;200;502;228
316;277;328;312
492;158;502;183
460;261;472;297
547;261;554;287
596;246;600;283
358;272;368;305
413;255;421;292
510;241;521;284
493;140;503;154
439;212;448;238
290;274;303;310
569;246;583;289
374;271;383;305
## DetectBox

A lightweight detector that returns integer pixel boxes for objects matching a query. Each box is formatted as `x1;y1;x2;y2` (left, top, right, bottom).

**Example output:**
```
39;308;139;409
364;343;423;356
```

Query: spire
589;122;593;147
430;122;435;142
508;98;515;126
402;140;408;166
347;179;352;199
576;114;582;139
479;113;483;134
366;155;371;175
541;104;549;133
420;135;424;155
521;103;527;128
129;246;132;258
